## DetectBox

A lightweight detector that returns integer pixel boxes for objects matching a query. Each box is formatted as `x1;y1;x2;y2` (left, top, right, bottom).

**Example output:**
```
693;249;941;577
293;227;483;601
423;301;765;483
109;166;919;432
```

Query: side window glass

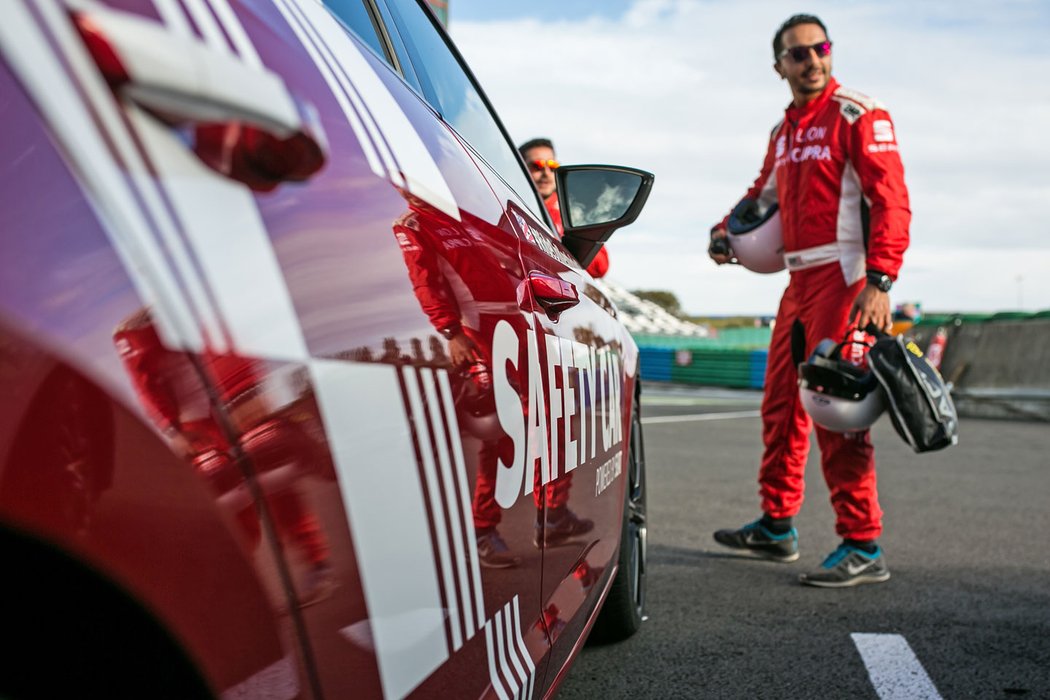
381;0;542;218
323;0;388;63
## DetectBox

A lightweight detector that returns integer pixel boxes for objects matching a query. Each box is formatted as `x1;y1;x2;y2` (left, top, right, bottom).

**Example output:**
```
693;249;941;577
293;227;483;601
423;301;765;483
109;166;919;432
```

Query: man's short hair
518;137;554;157
773;14;829;59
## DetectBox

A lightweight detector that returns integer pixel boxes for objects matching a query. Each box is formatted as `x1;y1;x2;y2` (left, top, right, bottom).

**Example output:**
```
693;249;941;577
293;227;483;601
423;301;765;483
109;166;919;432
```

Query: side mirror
555;165;654;267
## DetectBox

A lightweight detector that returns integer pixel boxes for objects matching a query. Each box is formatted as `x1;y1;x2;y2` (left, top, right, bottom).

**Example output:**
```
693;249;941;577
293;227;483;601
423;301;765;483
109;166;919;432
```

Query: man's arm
586;246;609;278
851;108;911;280
394;213;474;364
848;108;912;330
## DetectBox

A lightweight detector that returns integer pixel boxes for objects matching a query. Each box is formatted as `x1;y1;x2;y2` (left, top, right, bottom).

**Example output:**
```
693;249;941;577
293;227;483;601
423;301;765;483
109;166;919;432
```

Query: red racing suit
726;77;911;540
114;310;330;567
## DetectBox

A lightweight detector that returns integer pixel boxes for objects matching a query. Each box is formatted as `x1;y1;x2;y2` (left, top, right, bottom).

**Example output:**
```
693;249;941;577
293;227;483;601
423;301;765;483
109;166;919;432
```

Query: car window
379;0;544;219
323;0;387;61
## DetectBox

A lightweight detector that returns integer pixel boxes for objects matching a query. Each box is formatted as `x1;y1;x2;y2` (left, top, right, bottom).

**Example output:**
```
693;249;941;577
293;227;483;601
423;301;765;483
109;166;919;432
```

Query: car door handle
72;7;326;190
527;272;580;320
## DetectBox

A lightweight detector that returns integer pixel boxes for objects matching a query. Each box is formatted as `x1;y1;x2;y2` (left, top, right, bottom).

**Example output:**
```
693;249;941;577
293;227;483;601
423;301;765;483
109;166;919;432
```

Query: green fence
632;326;772;350
916;310;1050;326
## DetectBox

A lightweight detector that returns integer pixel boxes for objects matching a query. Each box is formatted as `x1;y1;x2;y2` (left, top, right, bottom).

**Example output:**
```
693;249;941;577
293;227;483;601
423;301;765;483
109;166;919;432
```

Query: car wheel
588;392;647;644
0;526;213;700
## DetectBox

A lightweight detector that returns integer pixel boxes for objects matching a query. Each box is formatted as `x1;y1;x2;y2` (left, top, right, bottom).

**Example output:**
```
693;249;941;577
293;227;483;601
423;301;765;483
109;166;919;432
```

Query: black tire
589;391;647;644
0;526;213;699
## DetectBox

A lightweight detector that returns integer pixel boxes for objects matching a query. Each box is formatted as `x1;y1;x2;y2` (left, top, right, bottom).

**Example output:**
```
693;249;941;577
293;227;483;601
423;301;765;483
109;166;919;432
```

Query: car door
371;0;643;696
490;180;637;683
373;0;639;688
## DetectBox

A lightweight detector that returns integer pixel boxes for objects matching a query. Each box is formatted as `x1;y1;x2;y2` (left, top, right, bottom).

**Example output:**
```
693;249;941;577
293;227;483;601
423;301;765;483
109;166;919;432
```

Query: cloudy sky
446;0;1050;316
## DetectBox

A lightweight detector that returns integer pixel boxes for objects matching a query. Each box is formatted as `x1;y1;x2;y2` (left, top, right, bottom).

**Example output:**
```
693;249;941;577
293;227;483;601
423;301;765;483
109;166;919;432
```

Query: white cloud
570;182;632;225
450;0;1050;314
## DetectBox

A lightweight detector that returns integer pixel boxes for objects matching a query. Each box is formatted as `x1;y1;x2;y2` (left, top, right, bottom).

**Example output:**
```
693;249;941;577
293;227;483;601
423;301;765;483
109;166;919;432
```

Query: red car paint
0;1;645;698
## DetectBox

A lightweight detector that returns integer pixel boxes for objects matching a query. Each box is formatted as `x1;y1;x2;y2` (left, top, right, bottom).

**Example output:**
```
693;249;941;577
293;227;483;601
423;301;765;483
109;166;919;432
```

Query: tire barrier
634;329;771;390
638;347;673;382
671;348;755;388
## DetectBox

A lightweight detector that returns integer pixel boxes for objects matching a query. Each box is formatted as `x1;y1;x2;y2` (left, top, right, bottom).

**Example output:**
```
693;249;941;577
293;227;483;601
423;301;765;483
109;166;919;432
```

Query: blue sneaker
713;519;799;562
799;543;891;588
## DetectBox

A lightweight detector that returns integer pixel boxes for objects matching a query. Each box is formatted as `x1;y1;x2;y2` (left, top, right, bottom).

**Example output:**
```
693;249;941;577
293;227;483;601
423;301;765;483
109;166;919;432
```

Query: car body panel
0;0;642;698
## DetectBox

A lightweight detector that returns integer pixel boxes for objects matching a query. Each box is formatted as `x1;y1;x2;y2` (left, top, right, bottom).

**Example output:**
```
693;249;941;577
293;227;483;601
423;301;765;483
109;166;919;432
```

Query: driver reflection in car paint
392;190;594;567
113;309;336;607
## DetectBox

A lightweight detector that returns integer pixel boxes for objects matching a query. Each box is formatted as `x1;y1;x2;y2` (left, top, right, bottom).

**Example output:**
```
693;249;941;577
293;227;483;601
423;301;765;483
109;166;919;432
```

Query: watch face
868;272;891;292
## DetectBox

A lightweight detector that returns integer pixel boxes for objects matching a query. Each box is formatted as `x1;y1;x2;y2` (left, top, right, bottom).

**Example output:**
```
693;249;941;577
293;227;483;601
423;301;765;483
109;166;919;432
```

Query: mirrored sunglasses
779;40;832;63
528;158;560;172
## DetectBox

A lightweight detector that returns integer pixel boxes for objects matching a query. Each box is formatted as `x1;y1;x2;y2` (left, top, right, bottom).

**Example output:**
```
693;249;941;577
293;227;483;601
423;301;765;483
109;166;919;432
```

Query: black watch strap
865;270;893;292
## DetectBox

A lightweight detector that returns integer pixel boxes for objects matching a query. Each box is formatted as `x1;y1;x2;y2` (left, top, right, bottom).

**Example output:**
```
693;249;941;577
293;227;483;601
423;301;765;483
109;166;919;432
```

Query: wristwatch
865;270;893;292
438;326;460;340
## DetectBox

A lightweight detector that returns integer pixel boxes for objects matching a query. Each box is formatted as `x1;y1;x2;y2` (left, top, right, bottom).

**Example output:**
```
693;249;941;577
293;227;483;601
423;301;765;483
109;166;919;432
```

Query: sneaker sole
712;536;799;563
730;549;800;563
798;571;891;588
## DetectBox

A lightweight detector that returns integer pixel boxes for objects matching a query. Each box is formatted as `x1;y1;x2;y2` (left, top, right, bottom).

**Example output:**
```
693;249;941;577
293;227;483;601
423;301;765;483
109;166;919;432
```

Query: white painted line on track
641;410;760;425
851;633;943;700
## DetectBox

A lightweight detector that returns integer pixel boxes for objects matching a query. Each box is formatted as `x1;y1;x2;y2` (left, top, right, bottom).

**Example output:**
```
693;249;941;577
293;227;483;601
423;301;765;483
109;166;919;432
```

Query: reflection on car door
475;163;634;679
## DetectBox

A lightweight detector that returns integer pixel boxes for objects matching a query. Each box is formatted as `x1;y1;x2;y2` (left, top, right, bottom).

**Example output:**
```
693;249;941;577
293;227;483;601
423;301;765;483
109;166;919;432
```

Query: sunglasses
527;158;560;172
778;40;832;63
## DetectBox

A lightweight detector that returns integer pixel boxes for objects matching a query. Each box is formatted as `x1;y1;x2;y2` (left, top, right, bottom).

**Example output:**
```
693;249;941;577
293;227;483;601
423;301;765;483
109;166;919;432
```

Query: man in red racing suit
709;14;910;587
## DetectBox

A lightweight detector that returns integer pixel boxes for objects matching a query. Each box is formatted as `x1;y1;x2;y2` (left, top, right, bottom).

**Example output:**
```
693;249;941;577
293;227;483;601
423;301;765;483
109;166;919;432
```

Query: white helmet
726;198;785;274
799;335;886;433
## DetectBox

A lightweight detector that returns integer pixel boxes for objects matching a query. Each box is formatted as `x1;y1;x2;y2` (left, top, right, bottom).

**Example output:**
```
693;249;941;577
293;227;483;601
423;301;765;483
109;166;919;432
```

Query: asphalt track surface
557;383;1050;699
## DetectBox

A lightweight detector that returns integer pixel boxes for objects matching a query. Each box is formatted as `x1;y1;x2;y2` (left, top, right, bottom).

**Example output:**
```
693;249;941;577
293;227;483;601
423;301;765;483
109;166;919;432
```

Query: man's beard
799;69;827;93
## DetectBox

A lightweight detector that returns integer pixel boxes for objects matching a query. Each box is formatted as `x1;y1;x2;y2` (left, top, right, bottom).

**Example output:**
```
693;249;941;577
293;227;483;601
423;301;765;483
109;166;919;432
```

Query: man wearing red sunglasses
708;14;911;588
519;137;610;278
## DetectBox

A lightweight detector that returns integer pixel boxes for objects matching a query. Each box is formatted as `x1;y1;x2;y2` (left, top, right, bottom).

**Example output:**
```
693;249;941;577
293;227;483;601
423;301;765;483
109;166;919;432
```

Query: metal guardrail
950;388;1050;422
951;388;1050;401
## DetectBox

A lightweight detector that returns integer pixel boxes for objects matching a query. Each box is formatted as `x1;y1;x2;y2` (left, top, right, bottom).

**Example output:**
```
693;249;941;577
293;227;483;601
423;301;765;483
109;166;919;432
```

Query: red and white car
0;1;652;697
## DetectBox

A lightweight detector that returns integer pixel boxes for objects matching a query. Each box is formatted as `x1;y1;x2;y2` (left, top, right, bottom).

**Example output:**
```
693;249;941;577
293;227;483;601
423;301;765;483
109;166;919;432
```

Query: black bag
867;332;959;453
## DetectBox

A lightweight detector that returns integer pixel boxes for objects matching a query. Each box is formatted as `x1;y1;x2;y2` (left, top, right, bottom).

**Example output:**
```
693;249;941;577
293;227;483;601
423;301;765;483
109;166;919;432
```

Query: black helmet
451;360;502;441
799;332;885;433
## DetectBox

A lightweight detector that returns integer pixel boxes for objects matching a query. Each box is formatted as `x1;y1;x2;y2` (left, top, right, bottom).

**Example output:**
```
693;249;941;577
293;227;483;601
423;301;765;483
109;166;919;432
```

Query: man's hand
709;225;733;265
850;284;892;332
447;331;478;367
